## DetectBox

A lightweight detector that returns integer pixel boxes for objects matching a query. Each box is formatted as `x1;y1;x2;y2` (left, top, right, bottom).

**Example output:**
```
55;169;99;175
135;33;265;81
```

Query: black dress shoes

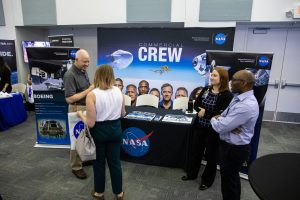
181;175;197;181
199;184;209;190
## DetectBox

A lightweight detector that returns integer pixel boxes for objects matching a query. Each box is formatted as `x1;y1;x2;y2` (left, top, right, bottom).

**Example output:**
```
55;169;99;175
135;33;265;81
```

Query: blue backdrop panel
97;28;235;96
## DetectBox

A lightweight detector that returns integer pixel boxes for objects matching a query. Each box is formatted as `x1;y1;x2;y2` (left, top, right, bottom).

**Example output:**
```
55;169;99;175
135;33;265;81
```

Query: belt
70;102;86;106
220;140;249;148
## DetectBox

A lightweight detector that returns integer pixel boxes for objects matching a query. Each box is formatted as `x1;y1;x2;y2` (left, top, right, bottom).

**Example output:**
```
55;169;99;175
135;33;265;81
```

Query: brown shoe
116;192;124;200
91;190;104;200
72;169;87;179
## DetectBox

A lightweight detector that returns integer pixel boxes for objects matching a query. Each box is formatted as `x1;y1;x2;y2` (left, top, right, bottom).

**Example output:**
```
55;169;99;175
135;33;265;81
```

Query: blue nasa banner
97;28;235;96
27;47;79;146
0;40;18;84
206;50;273;174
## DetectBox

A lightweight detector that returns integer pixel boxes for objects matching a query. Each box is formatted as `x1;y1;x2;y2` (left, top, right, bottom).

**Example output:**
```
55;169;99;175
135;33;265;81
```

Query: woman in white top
78;65;126;200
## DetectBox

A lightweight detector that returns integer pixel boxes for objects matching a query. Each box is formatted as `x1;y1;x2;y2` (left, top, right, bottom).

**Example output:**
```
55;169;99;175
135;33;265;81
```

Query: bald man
211;70;259;200
63;49;94;179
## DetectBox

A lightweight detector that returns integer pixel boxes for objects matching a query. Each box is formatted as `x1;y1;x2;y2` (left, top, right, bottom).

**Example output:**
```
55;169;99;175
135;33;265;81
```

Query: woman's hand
77;110;87;124
198;107;205;118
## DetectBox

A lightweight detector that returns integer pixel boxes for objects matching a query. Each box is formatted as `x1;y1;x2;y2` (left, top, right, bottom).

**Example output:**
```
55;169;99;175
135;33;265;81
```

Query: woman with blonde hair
78;64;125;200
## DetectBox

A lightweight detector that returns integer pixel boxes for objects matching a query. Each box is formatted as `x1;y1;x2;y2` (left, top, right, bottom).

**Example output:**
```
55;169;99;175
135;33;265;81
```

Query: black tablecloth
249;153;300;200
121;106;196;169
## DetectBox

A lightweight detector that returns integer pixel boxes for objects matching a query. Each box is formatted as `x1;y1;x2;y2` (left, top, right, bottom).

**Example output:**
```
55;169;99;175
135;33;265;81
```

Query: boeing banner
27;47;79;146
206;50;273;174
97;28;235;97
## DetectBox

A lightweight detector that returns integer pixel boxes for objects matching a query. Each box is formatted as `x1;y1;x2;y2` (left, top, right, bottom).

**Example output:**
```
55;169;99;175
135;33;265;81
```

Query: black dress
186;86;233;187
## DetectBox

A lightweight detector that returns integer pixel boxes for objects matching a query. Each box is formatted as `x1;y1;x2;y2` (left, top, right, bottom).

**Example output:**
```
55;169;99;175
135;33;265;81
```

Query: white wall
251;0;300;21
184;0;236;27
178;0;300;27
171;0;185;22
55;0;126;25
0;0;23;39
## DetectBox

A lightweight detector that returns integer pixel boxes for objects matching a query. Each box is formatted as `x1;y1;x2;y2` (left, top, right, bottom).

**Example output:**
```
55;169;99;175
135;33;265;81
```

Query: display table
248;153;300;200
0;93;27;131
121;106;196;169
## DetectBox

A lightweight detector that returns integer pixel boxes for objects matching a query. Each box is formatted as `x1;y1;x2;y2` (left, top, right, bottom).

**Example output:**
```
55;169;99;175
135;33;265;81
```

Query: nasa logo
214;33;226;45
73;121;84;139
122;127;153;157
258;56;269;67
69;49;77;59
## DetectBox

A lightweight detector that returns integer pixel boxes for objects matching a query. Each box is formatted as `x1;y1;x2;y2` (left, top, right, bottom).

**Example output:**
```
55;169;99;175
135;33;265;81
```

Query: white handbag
75;125;96;161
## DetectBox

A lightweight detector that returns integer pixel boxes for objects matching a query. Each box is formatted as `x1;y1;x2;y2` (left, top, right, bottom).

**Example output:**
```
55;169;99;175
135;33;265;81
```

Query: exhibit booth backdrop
27;47;79;146
97;28;235;97
0;40;18;84
206;50;273;173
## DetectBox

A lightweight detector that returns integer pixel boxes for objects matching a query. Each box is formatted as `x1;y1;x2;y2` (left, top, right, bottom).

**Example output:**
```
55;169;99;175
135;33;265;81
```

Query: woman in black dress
182;67;233;190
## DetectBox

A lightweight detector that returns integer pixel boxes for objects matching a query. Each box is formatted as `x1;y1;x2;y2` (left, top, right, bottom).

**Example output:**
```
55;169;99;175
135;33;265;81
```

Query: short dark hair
150;88;160;94
161;83;173;94
175;87;188;97
126;84;137;91
139;80;149;87
189;87;204;100
150;88;160;100
115;78;123;85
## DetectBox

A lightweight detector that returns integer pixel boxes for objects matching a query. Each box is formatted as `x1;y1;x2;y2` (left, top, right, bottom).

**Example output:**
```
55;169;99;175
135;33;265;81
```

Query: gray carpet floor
0;112;299;200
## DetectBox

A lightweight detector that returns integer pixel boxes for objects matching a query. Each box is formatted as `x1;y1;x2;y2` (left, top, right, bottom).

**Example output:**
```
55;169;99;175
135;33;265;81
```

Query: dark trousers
187;125;220;186
90;120;123;194
219;141;250;200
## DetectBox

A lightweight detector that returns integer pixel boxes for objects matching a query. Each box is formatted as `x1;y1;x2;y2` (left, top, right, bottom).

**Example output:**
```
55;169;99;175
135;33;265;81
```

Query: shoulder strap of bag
84;124;92;138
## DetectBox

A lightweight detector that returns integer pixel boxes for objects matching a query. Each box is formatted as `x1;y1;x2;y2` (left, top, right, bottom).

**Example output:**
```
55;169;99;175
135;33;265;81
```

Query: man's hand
232;126;242;134
198;107;205;118
213;115;221;120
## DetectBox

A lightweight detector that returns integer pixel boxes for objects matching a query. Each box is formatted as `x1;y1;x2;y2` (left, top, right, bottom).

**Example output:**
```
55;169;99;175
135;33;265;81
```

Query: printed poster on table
206;50;273;173
27;47;79;146
97;28;235;98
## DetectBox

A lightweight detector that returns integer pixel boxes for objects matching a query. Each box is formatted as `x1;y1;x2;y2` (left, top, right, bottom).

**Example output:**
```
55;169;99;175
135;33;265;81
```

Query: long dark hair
0;56;11;74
